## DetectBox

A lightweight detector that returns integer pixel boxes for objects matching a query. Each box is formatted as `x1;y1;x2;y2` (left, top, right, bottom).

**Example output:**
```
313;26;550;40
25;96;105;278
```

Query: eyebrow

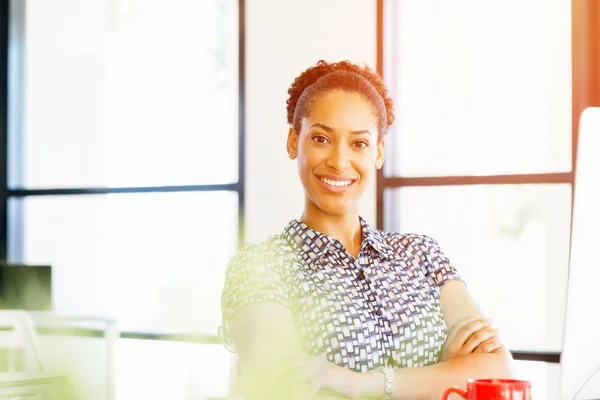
310;123;372;136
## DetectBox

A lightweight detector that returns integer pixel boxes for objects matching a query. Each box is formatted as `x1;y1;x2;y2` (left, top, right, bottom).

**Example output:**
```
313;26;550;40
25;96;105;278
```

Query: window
379;0;577;396
3;0;243;398
384;184;571;351
9;192;238;331
11;0;239;189
383;0;571;178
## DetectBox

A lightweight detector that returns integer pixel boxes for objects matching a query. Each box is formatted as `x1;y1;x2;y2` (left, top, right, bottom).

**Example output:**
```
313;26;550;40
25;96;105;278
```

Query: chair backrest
0;310;43;372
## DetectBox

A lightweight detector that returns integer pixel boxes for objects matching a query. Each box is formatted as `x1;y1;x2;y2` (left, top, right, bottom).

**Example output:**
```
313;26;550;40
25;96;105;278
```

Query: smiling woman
288;89;384;226
219;60;515;400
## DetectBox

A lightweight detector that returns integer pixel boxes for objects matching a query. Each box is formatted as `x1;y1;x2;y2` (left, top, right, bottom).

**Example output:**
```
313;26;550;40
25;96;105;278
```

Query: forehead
303;90;378;131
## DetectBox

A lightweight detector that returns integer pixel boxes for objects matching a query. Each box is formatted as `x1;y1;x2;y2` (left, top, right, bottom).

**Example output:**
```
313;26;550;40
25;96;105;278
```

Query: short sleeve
421;235;463;289
218;244;290;351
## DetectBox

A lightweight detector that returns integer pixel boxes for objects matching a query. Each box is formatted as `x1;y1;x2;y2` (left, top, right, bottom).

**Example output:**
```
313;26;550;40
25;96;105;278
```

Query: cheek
298;149;325;171
296;154;315;180
356;149;378;171
358;165;376;183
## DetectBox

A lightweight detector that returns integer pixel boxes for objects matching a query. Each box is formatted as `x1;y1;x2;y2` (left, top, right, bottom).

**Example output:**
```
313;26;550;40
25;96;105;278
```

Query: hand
274;355;335;399
473;334;504;353
276;355;364;400
438;316;500;362
471;320;504;354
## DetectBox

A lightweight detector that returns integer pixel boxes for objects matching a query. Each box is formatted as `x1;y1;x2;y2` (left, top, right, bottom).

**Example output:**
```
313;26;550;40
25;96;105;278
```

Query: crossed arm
228;280;515;400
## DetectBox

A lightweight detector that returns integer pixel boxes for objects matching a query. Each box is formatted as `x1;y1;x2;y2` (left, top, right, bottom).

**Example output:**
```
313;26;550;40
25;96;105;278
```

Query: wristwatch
376;366;395;400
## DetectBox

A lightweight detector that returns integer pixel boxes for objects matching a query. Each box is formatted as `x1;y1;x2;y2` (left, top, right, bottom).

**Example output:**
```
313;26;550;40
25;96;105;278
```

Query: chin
303;182;364;216
314;199;357;216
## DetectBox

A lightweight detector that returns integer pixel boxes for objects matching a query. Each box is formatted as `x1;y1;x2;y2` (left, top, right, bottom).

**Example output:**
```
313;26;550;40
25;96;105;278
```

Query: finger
444;317;490;354
461;328;499;354
443;316;483;356
446;315;482;341
473;336;495;352
454;318;493;347
446;317;491;352
474;337;504;353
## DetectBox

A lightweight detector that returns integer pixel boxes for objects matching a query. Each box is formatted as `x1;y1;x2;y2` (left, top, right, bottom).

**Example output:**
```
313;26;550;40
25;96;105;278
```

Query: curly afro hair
286;60;395;138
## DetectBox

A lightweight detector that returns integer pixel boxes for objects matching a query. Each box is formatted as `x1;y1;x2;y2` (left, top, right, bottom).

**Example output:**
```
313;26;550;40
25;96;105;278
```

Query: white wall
244;0;377;243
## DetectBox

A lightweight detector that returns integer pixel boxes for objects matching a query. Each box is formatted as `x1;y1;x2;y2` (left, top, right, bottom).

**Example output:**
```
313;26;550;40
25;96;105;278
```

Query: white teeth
321;178;352;187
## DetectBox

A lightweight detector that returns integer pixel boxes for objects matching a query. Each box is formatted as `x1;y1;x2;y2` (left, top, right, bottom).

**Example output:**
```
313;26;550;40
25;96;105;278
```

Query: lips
316;174;356;193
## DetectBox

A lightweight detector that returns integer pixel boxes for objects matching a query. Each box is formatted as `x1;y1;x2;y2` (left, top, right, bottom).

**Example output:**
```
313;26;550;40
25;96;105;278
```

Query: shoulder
220;235;295;351
225;233;293;277
381;232;461;290
377;230;442;254
221;233;295;309
376;230;452;268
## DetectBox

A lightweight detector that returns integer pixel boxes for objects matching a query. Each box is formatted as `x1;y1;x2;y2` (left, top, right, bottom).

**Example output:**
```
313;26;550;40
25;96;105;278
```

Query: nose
326;143;351;172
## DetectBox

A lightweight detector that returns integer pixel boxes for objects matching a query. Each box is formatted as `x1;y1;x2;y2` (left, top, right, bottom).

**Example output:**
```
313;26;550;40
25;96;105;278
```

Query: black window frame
0;0;246;345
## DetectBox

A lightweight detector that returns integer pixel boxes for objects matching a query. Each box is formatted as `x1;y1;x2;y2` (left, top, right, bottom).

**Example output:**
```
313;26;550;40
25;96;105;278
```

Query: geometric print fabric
220;216;462;373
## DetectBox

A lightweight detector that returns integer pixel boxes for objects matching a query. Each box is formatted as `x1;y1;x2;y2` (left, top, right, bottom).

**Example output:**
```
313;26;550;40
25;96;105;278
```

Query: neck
300;201;363;258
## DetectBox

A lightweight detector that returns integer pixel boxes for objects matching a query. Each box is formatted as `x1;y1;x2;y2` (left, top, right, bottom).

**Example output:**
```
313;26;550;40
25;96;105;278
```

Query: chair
0;310;43;372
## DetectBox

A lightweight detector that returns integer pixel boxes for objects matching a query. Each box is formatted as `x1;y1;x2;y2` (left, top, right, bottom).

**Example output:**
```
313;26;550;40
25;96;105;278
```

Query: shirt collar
282;216;397;263
359;217;397;260
282;219;334;265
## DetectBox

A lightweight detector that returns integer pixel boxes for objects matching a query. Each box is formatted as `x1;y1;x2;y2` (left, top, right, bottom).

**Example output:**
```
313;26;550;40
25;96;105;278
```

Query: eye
353;140;370;148
312;134;330;144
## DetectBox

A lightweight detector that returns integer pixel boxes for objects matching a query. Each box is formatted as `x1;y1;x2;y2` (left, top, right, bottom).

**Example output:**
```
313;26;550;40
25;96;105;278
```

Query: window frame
0;0;246;344
376;0;600;364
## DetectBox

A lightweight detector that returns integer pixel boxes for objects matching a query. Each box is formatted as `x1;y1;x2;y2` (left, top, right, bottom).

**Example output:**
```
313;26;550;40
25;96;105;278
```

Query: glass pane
384;184;571;351
14;0;238;188
385;0;571;176
116;340;232;400
8;191;238;334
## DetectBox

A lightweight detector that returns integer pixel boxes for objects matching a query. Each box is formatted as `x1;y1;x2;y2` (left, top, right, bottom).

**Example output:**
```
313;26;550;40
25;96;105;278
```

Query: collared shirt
219;217;462;372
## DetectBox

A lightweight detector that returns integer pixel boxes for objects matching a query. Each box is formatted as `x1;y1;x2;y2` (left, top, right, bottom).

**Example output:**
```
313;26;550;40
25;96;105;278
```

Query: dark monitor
0;263;52;311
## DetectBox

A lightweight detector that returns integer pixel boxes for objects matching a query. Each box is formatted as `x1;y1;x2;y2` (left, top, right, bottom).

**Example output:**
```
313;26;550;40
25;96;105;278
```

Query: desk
0;372;71;399
32;314;118;400
32;316;229;400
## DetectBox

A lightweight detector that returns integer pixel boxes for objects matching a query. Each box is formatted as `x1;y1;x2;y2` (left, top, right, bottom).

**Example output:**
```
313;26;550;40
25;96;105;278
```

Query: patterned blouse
219;217;462;373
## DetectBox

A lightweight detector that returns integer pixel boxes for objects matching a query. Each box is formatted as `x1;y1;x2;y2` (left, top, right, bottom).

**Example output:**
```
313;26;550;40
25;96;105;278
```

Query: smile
317;175;356;193
321;177;352;186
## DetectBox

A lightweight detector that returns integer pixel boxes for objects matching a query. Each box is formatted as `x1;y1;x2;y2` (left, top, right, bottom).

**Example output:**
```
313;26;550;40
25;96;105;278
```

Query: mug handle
442;387;468;399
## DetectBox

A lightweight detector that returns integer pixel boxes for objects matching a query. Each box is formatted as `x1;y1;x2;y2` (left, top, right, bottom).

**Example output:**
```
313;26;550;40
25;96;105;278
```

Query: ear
375;138;385;169
286;127;298;159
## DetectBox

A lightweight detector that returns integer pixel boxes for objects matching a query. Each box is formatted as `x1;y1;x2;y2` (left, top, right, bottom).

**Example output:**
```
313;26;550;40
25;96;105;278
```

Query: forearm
389;348;515;400
330;348;515;400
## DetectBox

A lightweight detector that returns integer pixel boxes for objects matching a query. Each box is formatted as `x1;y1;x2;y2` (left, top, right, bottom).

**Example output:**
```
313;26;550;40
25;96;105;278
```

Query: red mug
443;379;531;399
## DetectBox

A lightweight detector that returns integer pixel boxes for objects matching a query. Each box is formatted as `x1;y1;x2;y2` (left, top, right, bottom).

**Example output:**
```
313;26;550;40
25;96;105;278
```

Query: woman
219;60;514;400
